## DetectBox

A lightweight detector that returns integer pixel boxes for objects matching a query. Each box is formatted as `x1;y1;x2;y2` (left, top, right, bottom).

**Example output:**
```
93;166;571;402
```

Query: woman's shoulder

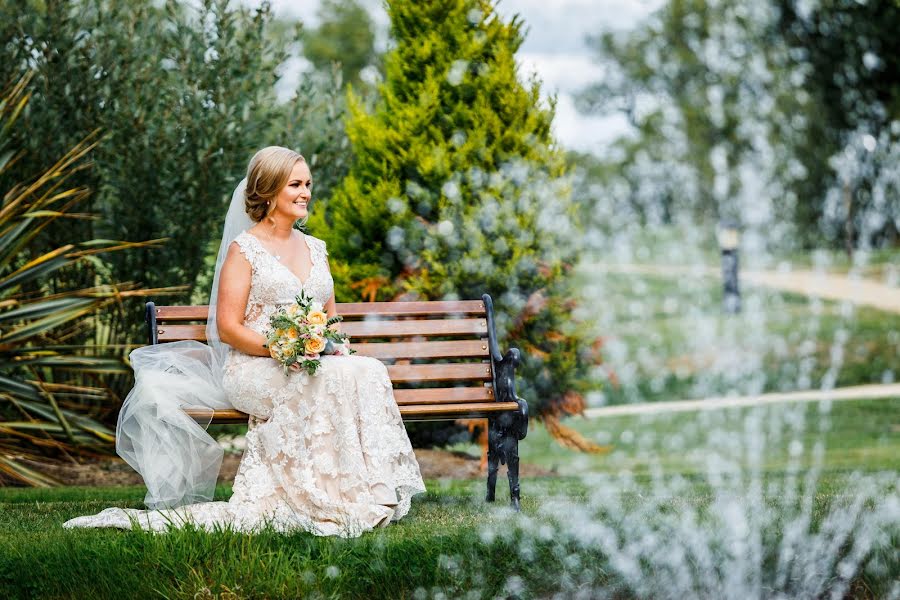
229;230;263;264
231;229;250;243
303;232;328;255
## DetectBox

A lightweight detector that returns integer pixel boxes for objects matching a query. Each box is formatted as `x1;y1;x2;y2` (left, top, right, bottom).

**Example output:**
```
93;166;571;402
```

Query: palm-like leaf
0;74;176;485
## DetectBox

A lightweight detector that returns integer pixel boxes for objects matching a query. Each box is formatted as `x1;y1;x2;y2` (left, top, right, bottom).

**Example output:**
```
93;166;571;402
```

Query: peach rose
307;310;327;326
304;336;326;354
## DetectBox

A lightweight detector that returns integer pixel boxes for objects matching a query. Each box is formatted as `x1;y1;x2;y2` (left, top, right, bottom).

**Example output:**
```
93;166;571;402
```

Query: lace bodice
232;230;334;335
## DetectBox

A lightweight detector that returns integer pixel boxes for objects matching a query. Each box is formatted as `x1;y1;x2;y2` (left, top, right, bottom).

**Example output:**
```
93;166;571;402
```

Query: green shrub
310;0;603;445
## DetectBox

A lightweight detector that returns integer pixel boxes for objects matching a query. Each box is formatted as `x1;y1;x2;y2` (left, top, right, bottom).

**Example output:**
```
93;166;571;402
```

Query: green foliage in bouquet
308;0;604;447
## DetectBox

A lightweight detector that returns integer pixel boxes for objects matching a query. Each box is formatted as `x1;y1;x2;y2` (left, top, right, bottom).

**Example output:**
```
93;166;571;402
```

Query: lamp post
716;221;741;314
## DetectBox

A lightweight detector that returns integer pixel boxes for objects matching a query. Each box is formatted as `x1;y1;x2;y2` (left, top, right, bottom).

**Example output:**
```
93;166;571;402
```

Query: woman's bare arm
322;247;343;333
216;242;270;356
324;291;338;320
322;242;342;326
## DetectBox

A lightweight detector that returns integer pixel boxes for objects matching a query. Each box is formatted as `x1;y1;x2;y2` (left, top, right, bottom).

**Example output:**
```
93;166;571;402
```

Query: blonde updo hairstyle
244;146;307;224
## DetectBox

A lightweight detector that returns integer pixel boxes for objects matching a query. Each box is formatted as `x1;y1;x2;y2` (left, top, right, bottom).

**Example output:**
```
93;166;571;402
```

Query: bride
63;146;426;537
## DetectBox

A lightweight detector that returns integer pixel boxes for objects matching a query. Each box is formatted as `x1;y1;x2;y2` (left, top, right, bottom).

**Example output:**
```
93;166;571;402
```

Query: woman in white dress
63;147;426;537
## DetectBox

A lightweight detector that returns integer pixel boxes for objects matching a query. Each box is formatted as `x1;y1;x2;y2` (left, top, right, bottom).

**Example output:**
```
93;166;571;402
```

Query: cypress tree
309;0;603;448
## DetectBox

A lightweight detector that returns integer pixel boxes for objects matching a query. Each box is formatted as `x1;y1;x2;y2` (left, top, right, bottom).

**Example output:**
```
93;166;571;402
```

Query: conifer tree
308;0;604;447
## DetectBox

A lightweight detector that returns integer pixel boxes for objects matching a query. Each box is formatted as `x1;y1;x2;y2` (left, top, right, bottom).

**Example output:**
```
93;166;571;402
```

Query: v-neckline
245;230;314;286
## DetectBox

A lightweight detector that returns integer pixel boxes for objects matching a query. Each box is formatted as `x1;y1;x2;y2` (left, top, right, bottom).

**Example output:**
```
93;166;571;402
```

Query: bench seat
145;293;528;509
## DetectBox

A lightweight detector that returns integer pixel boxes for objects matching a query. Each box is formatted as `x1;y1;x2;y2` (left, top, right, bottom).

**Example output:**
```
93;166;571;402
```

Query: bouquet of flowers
265;290;354;376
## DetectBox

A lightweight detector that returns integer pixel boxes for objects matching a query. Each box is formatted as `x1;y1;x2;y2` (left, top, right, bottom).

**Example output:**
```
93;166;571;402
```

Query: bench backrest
145;294;507;411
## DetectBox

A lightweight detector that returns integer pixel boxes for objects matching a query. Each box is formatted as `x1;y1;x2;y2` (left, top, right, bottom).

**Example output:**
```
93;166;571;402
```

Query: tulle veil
115;179;252;509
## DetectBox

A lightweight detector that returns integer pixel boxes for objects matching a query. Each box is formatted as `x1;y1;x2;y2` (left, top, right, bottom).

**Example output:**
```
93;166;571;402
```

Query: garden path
583;383;900;418
588;263;900;313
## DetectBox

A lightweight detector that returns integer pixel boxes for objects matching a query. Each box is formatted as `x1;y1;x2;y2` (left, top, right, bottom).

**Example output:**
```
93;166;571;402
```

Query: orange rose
304;336;326;354
307;310;327;326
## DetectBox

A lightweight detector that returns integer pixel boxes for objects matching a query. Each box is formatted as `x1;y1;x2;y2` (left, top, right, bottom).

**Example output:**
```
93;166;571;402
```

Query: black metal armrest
145;301;158;345
482;294;528;440
495;347;528;439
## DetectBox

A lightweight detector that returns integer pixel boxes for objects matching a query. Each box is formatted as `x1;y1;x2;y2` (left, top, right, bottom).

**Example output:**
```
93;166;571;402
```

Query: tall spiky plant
0;74;170;485
310;0;605;450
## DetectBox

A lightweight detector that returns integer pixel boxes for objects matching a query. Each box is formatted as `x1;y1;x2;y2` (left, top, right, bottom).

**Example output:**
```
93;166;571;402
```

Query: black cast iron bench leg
506;430;521;511
486;421;500;503
485;413;523;511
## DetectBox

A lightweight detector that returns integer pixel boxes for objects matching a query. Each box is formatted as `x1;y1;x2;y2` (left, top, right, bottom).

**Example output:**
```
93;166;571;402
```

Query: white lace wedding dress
63;231;426;537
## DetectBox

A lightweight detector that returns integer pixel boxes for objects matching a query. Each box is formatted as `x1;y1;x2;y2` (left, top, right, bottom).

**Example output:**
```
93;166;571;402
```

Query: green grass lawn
2;398;897;599
518;397;900;478
583;226;899;280
3;244;896;598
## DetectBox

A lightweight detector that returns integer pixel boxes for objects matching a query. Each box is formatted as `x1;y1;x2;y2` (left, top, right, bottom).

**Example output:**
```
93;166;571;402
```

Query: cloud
517;52;605;94
515;51;633;149
552;93;634;152
498;0;666;54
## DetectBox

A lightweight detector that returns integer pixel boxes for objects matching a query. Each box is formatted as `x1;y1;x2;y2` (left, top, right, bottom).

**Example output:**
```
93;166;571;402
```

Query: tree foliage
301;0;378;88
576;0;899;249
777;0;900;247
0;0;349;314
310;0;604;445
0;74;165;485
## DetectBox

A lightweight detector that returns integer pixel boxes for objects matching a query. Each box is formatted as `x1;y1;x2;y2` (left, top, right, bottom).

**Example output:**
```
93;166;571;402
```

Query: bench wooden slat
392;386;493;404
386;363;492;383
154;300;486;322
341;319;489;338
155;306;210;321
354;339;489;359
183;401;518;424
336;301;486;317
156;319;489;343
148;337;493;381
157;325;208;342
183;409;249;424
399;402;520;419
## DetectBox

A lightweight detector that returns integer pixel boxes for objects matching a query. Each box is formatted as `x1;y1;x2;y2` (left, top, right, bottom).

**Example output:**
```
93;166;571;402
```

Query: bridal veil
115;179;252;509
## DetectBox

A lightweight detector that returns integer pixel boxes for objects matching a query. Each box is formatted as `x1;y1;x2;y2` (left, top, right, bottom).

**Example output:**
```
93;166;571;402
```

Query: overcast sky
267;0;665;154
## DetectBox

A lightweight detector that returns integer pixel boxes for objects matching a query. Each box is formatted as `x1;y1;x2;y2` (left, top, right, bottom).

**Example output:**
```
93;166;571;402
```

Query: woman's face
272;160;312;221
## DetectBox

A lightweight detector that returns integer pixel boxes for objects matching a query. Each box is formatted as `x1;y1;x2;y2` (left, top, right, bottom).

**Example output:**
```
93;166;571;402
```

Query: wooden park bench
144;293;529;509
